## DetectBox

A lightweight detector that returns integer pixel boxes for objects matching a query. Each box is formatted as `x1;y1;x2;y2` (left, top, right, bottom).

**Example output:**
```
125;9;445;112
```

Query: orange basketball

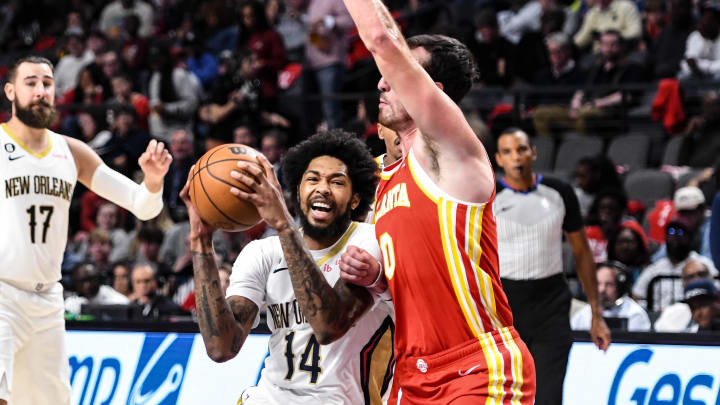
189;143;265;232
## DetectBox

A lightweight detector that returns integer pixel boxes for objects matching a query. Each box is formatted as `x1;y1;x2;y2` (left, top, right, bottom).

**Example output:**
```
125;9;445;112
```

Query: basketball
189;143;265;232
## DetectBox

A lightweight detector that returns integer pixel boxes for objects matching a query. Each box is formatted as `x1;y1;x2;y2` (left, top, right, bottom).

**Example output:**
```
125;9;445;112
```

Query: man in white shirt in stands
64;261;129;316
572;262;651;331
633;217;717;311
654;260;714;332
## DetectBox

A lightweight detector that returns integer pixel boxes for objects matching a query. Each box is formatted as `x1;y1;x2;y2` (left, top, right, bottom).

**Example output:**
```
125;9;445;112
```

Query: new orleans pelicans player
0;56;171;405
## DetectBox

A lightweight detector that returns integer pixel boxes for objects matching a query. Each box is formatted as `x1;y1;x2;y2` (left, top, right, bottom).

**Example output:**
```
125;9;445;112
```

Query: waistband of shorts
0;278;59;293
402;326;520;371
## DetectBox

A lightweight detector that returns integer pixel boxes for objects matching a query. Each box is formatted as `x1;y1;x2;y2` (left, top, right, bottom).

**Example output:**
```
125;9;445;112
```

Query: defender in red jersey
337;2;536;403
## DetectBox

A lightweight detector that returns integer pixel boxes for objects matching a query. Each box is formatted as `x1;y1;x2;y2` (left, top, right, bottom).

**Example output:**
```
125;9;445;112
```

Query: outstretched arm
67;137;171;220
230;157;374;344
342;0;492;199
180;171;258;362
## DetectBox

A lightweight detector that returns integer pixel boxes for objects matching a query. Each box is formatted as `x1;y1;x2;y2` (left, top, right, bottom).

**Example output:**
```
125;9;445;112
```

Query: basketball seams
189;144;262;230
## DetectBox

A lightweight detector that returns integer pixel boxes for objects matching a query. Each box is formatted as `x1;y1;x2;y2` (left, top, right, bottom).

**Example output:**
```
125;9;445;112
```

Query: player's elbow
206;346;237;363
364;30;398;56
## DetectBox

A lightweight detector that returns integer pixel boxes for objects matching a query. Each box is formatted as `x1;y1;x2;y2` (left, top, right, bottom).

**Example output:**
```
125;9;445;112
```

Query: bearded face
15;97;57;129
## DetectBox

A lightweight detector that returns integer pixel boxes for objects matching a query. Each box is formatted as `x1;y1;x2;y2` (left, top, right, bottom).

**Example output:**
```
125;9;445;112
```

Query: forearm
278;227;356;343
205;102;236;124
343;0;404;52
191;241;245;362
90;164;163;220
575;247;602;316
592;91;622;108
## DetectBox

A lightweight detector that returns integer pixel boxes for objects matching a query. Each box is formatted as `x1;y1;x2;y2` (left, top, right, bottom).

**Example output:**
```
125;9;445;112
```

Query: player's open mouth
310;200;333;220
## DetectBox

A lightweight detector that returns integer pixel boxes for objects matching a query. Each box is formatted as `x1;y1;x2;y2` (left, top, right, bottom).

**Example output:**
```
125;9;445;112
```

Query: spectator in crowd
136;227;169;274
116;14;148;75
237;0;287;109
302;0;354;129
109;73;150;131
103;105;152;177
633;217;718;311
468;8;517;87
531;32;586;136
147;43;202;143
95;202;129;262
97;50;124;84
494;128;610;405
655;260;714;331
163;129;195;222
199;1;238;55
65;261;129;316
76;111;112;152
653;186;712;261
679;10;720;80
534;30;645;136
679;91;720;168
571;262;651;331
182;31;219;89
712;173;720;269
58;64;109;129
111;260;134;299
572;155;623;219
85;228;114;276
99;0;154;38
198;50;262;144
641;0;667;51
585;188;631;263
161;234;195;306
683;279;720;332
260;129;287;180
573;0;642;51
233;123;260;148
54;29;95;98
269;0;309;62
498;0;556;44
129;262;188;320
607;220;650;281
650;0;693;79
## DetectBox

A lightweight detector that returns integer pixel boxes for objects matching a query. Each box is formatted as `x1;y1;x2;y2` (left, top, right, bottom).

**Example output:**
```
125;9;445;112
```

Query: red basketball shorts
388;326;536;405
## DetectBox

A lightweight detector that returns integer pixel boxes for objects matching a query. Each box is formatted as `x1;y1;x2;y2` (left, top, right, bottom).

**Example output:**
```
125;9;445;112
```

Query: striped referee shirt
494;175;583;280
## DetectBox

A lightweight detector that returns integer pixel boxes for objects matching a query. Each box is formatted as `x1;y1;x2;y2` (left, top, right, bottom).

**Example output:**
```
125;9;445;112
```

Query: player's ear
531;145;537;162
4;82;14;102
435;82;444;91
350;192;360;211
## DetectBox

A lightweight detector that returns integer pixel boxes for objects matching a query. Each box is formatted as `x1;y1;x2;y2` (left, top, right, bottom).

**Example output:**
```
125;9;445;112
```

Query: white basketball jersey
0;123;77;289
227;222;394;405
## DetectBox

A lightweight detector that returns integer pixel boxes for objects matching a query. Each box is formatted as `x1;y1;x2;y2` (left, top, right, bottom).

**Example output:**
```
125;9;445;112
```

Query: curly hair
282;129;379;221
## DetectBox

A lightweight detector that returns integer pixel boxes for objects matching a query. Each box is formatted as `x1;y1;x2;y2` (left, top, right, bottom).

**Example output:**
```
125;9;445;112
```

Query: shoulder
539;175;572;194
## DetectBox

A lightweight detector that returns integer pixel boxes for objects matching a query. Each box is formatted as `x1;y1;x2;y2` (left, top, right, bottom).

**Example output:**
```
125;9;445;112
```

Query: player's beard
299;199;353;244
15;99;57;129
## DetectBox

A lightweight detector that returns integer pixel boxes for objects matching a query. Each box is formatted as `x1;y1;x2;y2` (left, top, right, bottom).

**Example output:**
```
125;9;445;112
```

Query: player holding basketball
0;56;171;405
183;130;394;405
337;2;536;403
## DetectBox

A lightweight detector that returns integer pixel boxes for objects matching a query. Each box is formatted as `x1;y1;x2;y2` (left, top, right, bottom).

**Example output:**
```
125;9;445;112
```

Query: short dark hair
137;227;164;244
7;55;54;83
498;127;532;146
282;130;379;221
406;34;478;103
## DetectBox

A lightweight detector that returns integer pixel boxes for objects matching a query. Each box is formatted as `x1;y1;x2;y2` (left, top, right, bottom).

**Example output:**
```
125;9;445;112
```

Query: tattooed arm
180;167;258;363
278;227;375;345
192;247;259;363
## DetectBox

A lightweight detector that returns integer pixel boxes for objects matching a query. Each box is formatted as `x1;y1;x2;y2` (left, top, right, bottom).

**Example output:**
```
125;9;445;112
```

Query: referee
494;128;611;405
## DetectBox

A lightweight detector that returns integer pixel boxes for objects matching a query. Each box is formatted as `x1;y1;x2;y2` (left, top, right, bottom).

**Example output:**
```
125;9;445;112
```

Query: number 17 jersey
0;124;76;289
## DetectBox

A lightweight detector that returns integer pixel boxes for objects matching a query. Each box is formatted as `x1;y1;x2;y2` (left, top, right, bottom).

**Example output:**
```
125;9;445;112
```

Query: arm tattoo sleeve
192;251;257;359
278;230;373;340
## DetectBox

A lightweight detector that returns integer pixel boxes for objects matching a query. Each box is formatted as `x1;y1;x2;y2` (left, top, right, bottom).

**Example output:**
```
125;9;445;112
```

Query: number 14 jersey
0;123;76;288
227;222;394;404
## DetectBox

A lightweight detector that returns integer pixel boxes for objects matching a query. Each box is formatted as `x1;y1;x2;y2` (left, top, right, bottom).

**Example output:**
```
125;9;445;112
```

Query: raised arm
66;137;170;220
343;0;492;200
180;173;258;362
230;157;374;344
